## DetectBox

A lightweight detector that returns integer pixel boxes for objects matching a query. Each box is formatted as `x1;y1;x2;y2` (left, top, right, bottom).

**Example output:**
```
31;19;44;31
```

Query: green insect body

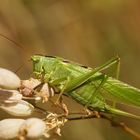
31;55;140;120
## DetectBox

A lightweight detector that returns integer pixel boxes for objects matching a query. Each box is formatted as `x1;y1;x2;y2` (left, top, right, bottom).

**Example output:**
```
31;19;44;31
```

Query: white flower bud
20;118;46;138
0;68;20;89
0;119;25;139
0;118;47;139
0;89;22;103
0;100;34;116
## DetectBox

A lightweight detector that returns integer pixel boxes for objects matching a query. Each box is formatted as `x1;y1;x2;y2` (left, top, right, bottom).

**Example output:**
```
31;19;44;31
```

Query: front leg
55;77;71;104
85;74;108;107
59;97;69;116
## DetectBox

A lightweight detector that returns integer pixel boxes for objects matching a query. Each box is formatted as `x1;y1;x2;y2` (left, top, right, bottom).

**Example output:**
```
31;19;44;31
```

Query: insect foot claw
93;111;101;118
61;102;69;116
54;100;69;116
83;108;92;115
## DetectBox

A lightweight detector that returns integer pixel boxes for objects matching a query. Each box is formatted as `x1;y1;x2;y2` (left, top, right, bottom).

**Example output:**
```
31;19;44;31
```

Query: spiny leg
55;77;70;104
64;56;120;93
53;75;107;115
88;57;120;118
47;76;70;115
84;74;108;117
54;78;70;115
59;97;69;115
113;56;120;108
49;95;69;116
86;74;108;107
55;57;120;108
111;56;120;120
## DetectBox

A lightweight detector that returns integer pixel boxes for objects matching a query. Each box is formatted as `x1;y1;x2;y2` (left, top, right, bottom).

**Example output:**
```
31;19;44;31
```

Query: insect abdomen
67;82;106;111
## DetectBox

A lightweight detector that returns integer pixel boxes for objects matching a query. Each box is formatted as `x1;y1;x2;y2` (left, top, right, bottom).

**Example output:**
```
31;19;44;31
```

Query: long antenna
0;33;24;50
0;33;29;73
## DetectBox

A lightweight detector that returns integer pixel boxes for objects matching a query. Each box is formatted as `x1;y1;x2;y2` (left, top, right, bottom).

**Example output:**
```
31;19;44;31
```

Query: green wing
63;60;140;108
102;77;140;107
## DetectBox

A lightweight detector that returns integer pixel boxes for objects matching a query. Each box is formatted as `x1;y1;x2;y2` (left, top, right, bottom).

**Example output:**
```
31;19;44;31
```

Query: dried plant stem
66;113;140;140
33;105;140;139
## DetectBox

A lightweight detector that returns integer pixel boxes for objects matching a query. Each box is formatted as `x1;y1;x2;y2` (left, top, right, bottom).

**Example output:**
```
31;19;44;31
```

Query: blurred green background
0;0;140;140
